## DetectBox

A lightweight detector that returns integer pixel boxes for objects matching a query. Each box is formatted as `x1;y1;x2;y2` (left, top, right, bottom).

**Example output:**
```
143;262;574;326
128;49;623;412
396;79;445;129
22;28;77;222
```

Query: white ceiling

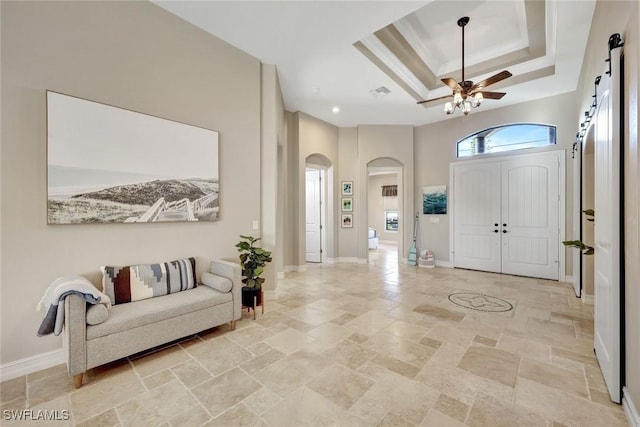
154;0;596;128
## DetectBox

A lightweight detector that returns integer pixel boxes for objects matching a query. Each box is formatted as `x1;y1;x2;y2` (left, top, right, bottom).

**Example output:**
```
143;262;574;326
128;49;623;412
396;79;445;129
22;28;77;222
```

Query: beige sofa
63;259;241;388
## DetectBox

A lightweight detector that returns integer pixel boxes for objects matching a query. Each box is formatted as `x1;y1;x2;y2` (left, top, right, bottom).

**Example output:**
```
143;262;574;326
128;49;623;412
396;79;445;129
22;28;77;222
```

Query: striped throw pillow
101;257;196;305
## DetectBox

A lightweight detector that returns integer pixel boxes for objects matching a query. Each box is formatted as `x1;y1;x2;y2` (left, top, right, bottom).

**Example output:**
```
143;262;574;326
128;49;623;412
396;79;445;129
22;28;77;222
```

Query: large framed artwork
422;185;447;215
47;91;219;224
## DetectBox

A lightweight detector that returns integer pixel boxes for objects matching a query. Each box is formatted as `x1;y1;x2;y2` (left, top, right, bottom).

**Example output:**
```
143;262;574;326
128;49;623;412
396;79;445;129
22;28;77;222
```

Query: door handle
494;230;499;233
503;230;508;233
503;223;507;227
494;223;499;227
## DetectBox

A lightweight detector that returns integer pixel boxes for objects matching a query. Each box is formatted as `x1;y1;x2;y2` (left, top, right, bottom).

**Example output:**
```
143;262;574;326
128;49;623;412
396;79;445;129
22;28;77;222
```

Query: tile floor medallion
0;244;629;426
448;293;514;313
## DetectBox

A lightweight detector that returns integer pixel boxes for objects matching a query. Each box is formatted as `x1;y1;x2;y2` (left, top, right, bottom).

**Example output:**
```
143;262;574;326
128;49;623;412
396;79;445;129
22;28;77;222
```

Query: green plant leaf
236;234;272;286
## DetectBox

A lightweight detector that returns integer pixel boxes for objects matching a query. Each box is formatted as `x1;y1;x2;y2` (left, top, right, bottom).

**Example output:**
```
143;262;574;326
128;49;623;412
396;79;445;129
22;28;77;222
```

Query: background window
457;123;556;158
385;210;398;231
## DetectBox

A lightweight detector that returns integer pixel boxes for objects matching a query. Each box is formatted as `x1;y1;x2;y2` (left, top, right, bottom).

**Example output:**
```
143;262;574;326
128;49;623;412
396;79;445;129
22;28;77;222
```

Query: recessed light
332;106;340;113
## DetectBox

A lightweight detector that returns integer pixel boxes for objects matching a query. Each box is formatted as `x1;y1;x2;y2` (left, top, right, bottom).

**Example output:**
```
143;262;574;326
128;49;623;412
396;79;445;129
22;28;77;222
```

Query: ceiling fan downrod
458;16;469;85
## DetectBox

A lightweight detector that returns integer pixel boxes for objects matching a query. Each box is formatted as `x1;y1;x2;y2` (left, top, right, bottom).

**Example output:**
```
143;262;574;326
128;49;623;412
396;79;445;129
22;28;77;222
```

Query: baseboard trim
326;258;336;264
283;265;307;273
435;260;454;268
357;258;368;265
582;294;594;305
0;348;65;382
565;275;575;284
335;257;358;263
277;271;285;279
624;387;640;427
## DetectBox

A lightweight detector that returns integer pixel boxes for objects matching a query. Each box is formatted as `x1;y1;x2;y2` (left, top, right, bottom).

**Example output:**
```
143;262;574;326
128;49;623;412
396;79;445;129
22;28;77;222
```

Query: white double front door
452;150;563;280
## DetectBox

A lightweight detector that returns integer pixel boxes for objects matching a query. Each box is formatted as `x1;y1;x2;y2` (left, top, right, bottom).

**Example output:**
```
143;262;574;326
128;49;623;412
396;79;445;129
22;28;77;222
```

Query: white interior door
501;152;560;280
453;161;502;273
305;169;322;263
593;55;621;403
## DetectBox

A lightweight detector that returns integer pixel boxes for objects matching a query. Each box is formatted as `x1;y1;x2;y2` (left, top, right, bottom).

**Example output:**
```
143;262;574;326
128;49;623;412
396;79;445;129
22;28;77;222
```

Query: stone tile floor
0;245;629;426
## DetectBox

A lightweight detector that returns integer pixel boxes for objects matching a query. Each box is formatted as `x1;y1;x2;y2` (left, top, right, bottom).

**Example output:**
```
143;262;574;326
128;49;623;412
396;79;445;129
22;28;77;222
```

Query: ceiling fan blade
472;91;506;100
416;94;454;105
470;70;512;91
441;77;462;92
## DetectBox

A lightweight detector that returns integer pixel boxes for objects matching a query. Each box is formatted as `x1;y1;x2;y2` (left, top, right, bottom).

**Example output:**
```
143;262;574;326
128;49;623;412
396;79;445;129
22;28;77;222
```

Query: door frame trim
449;148;566;281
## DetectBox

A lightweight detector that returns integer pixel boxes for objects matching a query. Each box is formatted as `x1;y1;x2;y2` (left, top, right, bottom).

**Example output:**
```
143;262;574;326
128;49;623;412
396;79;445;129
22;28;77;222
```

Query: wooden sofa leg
230;320;237;331
73;373;84;389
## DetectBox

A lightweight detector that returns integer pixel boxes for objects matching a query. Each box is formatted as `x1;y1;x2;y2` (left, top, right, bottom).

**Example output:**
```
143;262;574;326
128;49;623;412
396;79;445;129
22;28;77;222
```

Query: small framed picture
341;197;353;212
341;213;353;228
342;181;353;196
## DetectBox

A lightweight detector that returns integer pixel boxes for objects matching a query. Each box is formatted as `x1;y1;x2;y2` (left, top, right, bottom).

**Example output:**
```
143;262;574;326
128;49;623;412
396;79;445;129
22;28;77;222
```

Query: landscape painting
47;91;219;224
423;185;447;215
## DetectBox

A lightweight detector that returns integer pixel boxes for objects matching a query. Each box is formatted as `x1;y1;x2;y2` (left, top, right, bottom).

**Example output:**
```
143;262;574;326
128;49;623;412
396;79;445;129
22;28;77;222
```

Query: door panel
501;153;560;280
305;169;321;263
453;151;561;280
593;55;621;403
453;162;501;272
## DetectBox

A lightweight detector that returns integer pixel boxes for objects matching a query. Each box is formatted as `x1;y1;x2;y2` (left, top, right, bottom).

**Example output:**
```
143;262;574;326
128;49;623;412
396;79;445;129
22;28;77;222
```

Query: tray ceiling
154;0;596;127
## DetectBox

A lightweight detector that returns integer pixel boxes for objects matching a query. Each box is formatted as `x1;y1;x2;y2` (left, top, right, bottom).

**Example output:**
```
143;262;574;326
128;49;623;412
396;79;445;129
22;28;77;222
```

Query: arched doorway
366;158;404;266
305;154;334;264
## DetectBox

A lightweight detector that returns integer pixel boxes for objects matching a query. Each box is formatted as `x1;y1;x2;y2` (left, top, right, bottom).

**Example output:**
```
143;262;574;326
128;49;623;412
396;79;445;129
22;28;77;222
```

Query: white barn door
593;52;622;403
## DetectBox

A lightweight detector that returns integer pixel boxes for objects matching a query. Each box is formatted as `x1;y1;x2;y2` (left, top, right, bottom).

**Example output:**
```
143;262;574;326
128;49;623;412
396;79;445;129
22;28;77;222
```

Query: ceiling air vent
369;86;391;97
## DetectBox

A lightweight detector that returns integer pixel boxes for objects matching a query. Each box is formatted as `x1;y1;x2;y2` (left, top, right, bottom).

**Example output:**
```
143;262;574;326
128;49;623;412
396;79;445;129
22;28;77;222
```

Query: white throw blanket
37;275;111;336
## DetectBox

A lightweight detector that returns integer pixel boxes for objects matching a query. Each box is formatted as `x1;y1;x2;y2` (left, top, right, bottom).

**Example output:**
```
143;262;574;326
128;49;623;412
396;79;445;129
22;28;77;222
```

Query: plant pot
241;286;262;309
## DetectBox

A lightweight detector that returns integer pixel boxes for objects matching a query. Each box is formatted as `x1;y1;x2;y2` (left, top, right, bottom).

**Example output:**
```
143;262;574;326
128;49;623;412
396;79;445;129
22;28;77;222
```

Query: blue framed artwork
423;185;447;215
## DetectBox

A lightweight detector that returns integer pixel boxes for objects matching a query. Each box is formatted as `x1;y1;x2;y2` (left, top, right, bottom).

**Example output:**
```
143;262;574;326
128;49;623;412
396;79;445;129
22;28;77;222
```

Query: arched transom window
457;123;556;158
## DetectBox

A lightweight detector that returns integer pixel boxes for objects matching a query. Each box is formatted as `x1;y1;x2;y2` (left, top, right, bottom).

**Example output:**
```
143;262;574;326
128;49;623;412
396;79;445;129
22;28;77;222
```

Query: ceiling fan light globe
444;102;454;114
453;92;463;106
463;101;472;114
474;92;483;105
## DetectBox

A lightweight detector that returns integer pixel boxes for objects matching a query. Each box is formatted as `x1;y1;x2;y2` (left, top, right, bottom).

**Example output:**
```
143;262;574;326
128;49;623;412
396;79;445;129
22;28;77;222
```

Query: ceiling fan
417;16;512;115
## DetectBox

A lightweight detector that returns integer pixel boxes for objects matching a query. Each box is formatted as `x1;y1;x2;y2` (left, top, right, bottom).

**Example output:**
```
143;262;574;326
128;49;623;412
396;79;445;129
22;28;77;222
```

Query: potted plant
563;209;595;255
235;235;272;310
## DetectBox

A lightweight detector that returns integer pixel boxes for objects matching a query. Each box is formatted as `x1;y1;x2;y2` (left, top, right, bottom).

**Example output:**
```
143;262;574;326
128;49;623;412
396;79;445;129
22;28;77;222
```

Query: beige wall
1;1;262;365
367;174;399;243
260;64;285;290
287;112;339;268
414;92;576;269
337;128;359;259
283;111;299;268
575;0;640;414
